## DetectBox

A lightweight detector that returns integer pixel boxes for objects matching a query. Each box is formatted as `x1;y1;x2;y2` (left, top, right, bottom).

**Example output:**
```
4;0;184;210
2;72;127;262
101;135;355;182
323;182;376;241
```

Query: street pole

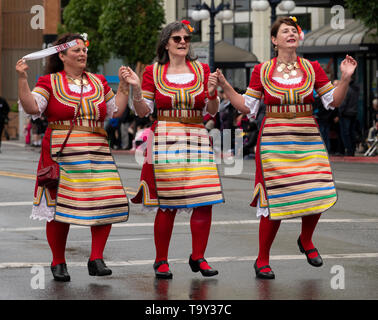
209;1;216;72
194;0;231;72
269;0;281;58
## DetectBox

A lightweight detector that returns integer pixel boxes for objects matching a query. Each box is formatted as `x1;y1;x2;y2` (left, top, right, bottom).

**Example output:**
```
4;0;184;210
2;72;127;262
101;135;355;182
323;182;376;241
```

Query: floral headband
181;20;194;33
290;16;304;40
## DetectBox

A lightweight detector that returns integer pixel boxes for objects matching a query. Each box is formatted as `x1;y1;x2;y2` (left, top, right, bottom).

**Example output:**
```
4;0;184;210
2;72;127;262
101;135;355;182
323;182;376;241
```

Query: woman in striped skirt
125;21;224;279
16;33;130;281
216;17;357;279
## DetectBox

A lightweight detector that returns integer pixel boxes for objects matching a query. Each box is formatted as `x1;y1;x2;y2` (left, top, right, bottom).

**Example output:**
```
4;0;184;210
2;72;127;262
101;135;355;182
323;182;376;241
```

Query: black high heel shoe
253;260;275;279
51;263;71;282
189;255;218;277
87;259;112;276
297;236;323;267
153;260;173;279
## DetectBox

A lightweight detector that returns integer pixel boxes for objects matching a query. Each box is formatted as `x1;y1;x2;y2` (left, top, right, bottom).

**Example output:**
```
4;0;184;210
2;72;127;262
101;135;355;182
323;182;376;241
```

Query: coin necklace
276;61;300;80
67;75;88;86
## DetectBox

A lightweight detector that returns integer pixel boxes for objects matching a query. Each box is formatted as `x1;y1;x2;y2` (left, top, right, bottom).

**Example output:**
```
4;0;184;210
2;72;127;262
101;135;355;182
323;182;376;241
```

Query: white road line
1;253;377;269
1;218;378;233
0;202;32;207
69;237;152;243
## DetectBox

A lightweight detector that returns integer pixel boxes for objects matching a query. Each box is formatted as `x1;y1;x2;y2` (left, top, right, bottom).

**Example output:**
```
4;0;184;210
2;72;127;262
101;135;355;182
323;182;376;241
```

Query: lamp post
191;1;233;72
251;0;296;57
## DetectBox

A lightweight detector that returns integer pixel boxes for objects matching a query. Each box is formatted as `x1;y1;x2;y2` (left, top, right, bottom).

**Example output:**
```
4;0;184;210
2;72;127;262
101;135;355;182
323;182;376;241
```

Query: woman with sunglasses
125;20;223;279
16;33;130;282
215;17;357;279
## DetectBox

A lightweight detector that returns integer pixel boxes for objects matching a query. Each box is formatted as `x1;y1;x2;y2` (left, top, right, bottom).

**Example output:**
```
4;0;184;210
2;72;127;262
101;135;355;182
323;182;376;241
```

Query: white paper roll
22;39;79;61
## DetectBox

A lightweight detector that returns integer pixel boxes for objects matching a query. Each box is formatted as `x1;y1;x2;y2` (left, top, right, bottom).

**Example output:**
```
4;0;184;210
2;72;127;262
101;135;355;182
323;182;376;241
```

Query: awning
298;19;378;54
191;40;259;68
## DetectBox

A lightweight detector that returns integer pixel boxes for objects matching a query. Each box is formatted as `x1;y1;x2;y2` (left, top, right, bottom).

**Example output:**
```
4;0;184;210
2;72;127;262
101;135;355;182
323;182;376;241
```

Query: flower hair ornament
181;20;194;33
290;16;304;40
81;33;90;47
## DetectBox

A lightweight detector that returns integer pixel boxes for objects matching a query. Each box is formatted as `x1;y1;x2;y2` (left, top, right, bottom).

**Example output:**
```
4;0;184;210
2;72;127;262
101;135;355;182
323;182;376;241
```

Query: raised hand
216;68;227;88
122;66;141;88
340;55;357;80
16;59;29;79
208;72;218;96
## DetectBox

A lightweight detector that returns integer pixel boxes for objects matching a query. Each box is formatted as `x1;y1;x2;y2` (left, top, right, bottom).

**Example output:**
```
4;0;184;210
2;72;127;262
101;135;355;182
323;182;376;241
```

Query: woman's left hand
208;72;218;96
340;55;357;80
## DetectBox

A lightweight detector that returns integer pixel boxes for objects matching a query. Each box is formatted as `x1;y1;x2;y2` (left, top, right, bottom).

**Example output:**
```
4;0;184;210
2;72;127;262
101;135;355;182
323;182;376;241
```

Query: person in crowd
124;20;223;279
215;16;357;279
338;79;360;156
16;33;130;282
0;95;10;152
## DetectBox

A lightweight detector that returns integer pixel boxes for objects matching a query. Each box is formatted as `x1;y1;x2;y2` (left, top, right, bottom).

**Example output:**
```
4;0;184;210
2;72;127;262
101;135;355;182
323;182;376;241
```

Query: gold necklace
277;60;300;79
66;75;88;86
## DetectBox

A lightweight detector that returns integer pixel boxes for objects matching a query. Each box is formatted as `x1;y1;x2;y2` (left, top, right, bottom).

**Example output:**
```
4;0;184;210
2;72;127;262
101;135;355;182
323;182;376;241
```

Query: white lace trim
130;73;219;117
256;199;269;218
30;192;55;222
272;76;303;85
20;87;118;120
166;73;194;84
141;205;193;215
320;88;335;110
68;83;92;94
106;96;119;119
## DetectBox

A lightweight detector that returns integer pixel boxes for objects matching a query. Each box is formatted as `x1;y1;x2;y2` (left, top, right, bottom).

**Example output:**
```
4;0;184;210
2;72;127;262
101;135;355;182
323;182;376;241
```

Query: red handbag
37;80;83;189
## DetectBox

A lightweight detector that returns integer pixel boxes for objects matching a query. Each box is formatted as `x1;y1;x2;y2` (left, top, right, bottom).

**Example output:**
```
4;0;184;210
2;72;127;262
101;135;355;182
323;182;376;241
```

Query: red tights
256;213;321;272
46;220;112;266
154;206;212;272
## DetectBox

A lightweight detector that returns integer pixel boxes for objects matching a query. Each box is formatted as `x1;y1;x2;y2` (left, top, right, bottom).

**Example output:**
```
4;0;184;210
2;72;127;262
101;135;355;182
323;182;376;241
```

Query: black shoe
87;259;112;276
189;255;218;277
51;263;70;282
153;260;173;279
253;260;275;279
297;236;323;267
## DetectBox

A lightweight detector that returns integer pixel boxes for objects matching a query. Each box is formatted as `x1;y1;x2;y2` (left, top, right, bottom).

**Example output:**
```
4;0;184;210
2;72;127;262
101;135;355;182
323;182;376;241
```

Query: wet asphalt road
0;142;377;303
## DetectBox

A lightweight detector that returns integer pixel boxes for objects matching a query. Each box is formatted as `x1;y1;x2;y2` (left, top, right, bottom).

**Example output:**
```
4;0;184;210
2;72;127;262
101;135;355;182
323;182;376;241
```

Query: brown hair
271;17;299;38
44;33;85;75
156;21;197;65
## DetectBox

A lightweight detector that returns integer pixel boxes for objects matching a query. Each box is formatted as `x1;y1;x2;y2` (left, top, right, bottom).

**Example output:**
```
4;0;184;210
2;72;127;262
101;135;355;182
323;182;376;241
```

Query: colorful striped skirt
131;121;224;209
251;115;337;220
44;128;129;226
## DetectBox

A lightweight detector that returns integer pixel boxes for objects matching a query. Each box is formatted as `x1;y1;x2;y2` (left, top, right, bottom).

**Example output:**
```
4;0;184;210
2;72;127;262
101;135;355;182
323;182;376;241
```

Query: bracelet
207;89;218;100
133;95;144;102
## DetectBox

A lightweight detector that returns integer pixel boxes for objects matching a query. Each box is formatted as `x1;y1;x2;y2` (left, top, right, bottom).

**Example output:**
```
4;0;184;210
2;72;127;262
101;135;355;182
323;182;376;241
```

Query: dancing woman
16;33;130;281
125;21;224;279
216;17;357;279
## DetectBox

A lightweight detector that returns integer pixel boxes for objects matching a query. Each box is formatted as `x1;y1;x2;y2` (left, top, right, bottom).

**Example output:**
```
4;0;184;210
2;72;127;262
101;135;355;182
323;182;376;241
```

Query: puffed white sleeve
242;94;261;119
320;88;336;110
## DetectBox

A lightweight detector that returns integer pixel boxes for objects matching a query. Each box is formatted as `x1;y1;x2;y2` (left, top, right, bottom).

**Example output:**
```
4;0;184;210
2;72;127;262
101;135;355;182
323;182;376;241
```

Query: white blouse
130;73;220;117
23;83;119;120
242;76;335;120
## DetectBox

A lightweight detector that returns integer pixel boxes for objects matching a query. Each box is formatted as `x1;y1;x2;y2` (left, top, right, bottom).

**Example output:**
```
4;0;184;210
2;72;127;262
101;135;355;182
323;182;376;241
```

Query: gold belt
266;110;313;119
48;123;107;136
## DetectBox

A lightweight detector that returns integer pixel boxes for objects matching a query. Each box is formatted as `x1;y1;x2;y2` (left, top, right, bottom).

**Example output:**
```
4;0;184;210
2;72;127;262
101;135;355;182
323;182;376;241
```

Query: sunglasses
170;35;192;43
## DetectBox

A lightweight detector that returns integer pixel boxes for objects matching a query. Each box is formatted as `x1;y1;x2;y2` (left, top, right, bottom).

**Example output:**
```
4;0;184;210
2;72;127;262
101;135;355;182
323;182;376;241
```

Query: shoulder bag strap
56;79;84;158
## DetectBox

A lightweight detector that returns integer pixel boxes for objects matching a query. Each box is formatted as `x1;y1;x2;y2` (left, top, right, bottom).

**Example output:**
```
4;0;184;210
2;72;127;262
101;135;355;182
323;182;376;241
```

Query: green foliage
60;0;110;72
345;0;378;36
99;0;165;66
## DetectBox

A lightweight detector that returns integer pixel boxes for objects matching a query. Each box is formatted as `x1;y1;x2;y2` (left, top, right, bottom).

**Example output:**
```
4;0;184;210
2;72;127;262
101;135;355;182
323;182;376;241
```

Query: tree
345;0;378;37
60;0;110;72
99;0;165;75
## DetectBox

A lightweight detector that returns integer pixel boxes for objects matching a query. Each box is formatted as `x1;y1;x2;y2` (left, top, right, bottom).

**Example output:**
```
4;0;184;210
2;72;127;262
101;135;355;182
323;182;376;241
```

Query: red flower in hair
181;19;194;32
